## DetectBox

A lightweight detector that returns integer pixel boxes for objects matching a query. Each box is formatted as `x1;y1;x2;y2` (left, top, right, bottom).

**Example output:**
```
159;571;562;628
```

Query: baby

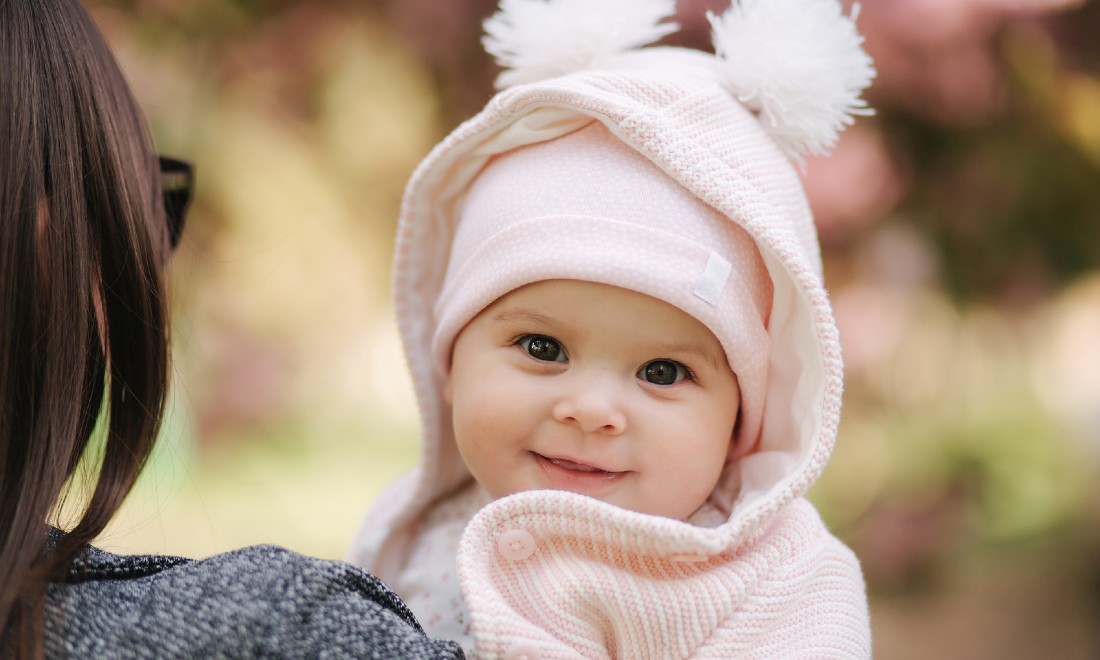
349;0;875;657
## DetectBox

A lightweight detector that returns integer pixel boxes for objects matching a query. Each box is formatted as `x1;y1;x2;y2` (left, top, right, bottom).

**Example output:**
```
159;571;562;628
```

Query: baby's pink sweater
458;492;868;658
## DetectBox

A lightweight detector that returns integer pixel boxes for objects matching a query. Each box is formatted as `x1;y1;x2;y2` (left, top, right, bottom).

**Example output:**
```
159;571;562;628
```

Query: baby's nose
552;377;627;435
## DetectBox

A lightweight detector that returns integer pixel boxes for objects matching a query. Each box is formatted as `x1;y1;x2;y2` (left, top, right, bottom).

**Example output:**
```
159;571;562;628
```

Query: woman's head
0;0;179;651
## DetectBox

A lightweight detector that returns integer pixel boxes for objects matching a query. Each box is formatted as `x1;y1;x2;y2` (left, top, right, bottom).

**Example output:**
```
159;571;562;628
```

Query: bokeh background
82;0;1100;657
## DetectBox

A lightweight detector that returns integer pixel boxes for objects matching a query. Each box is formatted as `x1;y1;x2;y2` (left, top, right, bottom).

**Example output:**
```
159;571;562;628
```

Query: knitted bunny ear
710;0;876;163
483;0;679;89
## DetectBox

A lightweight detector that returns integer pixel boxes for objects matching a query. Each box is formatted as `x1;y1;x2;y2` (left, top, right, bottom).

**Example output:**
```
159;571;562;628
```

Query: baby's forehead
487;279;726;347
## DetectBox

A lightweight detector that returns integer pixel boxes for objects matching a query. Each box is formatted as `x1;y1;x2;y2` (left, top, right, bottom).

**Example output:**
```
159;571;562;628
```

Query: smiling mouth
532;452;627;494
545;456;608;473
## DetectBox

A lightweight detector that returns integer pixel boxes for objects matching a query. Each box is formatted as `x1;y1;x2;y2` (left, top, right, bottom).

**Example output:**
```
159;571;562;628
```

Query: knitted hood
350;0;873;585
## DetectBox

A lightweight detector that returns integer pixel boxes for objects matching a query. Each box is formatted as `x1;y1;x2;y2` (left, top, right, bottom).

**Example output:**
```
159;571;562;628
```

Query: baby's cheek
455;389;505;436
452;384;518;461
674;445;727;512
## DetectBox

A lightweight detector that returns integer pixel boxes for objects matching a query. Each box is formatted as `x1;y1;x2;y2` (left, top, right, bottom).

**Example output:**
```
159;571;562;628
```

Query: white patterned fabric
396;482;489;656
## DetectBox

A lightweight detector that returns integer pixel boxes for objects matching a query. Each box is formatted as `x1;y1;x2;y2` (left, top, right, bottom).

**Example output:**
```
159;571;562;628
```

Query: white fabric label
693;251;732;305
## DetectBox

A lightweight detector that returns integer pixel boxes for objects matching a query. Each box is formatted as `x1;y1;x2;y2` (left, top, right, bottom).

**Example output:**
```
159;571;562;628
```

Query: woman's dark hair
0;0;173;655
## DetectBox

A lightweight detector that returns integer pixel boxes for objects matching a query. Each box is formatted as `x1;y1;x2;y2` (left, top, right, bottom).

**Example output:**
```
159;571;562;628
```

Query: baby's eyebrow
492;307;557;326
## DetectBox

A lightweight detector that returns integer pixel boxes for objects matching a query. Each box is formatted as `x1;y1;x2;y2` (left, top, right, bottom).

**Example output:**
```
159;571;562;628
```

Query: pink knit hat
432;121;773;458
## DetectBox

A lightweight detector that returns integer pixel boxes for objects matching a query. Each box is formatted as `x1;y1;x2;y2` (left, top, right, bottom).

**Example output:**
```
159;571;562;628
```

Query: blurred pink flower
856;0;1083;123
848;483;973;590
833;285;912;374
803;125;904;241
977;0;1084;12
858;0;1003;121
381;0;501;124
832;228;940;374
194;331;294;445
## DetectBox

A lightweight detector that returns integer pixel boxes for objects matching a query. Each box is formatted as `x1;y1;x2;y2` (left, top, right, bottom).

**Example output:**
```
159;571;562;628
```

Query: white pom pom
710;0;876;162
483;0;679;89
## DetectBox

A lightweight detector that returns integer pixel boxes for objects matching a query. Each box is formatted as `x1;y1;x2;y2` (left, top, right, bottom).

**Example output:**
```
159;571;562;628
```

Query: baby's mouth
532;453;629;495
531;453;627;495
545;456;607;473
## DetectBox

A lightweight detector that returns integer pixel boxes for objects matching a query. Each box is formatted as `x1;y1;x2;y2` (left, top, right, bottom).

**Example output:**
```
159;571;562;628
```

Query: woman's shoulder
49;538;464;658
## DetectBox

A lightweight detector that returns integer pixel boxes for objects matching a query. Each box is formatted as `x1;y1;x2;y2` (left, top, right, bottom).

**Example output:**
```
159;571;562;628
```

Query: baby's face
445;279;740;520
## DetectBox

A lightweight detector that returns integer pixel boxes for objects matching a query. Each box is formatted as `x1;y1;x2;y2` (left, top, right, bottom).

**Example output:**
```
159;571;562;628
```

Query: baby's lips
549;456;604;473
538;453;622;474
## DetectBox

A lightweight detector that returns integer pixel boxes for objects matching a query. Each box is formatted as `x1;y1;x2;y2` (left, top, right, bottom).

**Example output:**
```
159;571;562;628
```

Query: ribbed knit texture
458;495;867;658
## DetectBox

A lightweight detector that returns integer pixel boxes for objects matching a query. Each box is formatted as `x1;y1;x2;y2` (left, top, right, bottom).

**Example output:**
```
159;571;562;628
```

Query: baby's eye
638;359;690;386
518;335;566;363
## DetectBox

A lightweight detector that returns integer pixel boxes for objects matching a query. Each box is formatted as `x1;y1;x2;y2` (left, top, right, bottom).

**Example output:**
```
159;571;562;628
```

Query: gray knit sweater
44;534;464;658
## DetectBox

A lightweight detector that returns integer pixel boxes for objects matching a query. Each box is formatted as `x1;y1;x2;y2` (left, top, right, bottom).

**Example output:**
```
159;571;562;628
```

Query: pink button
503;641;541;660
497;529;537;561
